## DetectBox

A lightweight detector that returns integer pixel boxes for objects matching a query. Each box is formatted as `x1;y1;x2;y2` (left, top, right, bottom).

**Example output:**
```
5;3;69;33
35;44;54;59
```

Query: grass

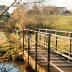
53;15;72;31
0;32;22;59
43;15;72;31
28;15;72;31
50;35;70;52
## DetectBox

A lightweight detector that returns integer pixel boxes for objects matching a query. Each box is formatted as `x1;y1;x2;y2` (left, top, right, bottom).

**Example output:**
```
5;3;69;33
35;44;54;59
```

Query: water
0;62;20;72
0;62;34;72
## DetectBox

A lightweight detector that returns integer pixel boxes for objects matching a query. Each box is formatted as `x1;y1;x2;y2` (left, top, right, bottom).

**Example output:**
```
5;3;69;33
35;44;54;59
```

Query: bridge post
23;29;24;55
35;31;38;72
55;32;58;51
28;29;30;64
39;29;41;45
47;34;51;72
45;29;48;46
69;33;72;54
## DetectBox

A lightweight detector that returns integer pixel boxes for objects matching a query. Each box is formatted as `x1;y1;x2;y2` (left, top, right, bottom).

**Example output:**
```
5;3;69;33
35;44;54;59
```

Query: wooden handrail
38;28;72;34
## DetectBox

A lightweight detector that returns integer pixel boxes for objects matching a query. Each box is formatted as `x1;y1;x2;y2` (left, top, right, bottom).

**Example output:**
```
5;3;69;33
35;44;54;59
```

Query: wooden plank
60;68;72;72
50;57;65;60
54;64;72;67
54;50;72;60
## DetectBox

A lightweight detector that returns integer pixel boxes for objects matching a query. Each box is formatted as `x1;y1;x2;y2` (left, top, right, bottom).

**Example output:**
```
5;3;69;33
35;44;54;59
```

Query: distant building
70;10;72;15
63;10;71;15
43;6;66;15
0;5;10;20
0;5;6;15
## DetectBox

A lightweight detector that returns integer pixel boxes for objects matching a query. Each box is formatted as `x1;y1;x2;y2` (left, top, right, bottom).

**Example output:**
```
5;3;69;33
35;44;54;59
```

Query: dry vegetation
0;4;72;32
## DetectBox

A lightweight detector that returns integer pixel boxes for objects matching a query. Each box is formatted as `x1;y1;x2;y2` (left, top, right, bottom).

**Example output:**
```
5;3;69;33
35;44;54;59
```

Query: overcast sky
0;0;72;13
50;0;72;9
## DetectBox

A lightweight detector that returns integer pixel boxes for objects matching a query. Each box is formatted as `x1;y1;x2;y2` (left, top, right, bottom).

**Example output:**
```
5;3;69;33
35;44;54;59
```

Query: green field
48;16;72;31
29;15;72;31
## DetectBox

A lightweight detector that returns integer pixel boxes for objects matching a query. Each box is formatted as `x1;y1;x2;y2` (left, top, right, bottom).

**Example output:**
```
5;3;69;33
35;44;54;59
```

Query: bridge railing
19;29;72;72
38;28;72;37
38;28;72;58
38;28;72;33
21;29;51;72
19;29;72;58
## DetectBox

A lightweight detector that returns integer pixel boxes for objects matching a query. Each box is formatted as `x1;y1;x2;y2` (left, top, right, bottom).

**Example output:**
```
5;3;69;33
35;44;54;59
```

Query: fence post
47;34;51;72
39;29;41;42
69;33;72;54
55;32;58;51
28;29;30;64
46;29;48;33
23;29;24;55
35;32;38;72
45;30;48;47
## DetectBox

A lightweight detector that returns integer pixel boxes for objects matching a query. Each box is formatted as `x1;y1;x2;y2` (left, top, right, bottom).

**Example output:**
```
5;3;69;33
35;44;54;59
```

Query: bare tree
11;5;27;30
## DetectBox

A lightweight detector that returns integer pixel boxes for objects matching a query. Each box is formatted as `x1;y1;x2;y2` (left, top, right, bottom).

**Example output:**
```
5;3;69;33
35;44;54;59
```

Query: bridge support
35;32;38;72
28;29;30;64
23;29;24;55
47;34;51;72
55;32;58;51
69;33;72;57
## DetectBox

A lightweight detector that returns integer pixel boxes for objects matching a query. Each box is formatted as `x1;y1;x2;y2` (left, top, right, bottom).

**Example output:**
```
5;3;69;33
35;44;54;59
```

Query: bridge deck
25;46;72;72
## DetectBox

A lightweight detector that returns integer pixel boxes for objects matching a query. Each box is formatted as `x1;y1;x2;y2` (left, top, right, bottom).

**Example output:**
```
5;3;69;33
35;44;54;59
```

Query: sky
0;0;15;13
0;0;72;13
50;0;72;9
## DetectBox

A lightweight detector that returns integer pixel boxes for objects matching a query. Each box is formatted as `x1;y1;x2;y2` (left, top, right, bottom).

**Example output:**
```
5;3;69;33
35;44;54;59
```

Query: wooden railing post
28;29;30;64
56;32;58;51
35;32;38;72
46;29;48;33
47;34;51;72
46;29;48;46
69;33;72;53
39;29;41;42
23;29;24;55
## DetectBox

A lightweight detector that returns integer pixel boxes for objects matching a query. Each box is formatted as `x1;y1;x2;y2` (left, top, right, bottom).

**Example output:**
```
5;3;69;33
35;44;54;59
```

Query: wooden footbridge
19;28;72;72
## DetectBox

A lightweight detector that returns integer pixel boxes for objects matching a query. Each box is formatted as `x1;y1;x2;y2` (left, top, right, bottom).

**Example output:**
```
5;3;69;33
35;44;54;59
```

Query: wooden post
35;32;38;72
46;29;48;33
69;33;72;53
56;32;58;51
39;29;41;42
23;29;24;55
28;30;30;64
45;30;48;47
47;34;51;72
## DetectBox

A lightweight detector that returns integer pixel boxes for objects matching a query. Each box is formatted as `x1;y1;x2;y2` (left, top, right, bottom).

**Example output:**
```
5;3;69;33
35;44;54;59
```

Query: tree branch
0;0;18;17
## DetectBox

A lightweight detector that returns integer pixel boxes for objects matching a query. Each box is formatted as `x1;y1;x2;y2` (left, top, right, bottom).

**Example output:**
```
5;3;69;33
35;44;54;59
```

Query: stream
0;62;20;72
0;62;28;72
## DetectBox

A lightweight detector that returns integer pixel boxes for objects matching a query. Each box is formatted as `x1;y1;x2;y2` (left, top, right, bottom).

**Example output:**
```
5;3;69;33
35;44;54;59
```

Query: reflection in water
0;62;34;72
0;63;20;72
